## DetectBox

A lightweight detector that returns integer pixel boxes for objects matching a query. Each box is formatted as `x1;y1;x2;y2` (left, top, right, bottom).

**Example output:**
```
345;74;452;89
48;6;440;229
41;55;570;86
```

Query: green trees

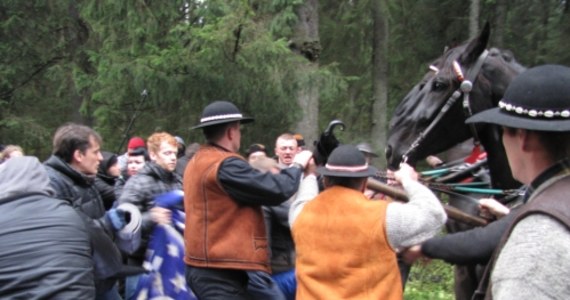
1;0;569;162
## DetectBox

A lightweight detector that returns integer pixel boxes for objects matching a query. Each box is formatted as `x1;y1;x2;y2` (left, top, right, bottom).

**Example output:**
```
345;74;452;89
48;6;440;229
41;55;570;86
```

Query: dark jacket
264;201;296;273
44;155;141;292
422;207;518;265
118;161;183;261
95;151;118;210
0;157;94;299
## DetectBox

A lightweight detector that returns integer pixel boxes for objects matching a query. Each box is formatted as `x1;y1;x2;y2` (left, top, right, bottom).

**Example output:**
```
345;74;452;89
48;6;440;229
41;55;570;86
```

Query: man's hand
479;198;510;219
292;150;314;169
107;208;127;230
393;163;419;184
401;245;430;265
150;206;172;225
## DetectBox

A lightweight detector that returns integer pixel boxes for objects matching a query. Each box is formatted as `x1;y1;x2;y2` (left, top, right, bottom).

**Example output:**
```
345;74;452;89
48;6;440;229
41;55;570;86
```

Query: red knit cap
127;137;145;150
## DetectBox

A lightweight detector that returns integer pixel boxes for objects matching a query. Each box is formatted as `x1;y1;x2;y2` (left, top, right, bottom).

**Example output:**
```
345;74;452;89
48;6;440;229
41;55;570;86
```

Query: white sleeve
385;178;447;251
289;174;319;228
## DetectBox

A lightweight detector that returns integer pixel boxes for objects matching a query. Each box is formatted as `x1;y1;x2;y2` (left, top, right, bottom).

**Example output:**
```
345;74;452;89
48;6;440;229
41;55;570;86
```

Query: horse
385;23;526;298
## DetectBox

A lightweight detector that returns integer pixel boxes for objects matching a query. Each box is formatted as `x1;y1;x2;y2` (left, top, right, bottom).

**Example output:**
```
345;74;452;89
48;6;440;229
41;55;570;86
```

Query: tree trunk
469;0;480;38
291;0;320;146
492;0;507;47
371;0;388;169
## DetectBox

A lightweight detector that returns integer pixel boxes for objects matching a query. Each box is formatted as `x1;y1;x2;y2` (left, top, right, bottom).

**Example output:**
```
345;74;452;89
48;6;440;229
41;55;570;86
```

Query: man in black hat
465;64;570;299
289;144;446;299
183;100;313;299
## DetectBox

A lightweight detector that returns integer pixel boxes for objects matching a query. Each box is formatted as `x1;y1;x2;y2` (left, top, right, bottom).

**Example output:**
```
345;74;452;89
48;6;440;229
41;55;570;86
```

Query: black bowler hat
192;100;254;129
466;64;570;131
317;144;378;178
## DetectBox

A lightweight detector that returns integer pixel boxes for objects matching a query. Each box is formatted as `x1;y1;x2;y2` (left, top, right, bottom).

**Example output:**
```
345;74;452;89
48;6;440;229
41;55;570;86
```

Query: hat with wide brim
317;144;378;178
466;64;570;131
192;100;254;129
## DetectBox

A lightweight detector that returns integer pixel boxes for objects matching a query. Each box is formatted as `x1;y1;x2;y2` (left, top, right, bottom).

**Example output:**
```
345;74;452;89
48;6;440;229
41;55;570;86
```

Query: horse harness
401;50;490;164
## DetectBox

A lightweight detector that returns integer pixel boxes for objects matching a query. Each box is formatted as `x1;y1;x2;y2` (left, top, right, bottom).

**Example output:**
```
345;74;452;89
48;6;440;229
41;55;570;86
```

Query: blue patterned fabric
131;192;196;300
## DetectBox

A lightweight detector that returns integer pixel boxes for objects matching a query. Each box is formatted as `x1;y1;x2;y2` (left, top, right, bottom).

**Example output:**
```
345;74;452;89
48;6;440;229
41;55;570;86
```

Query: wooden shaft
366;177;488;227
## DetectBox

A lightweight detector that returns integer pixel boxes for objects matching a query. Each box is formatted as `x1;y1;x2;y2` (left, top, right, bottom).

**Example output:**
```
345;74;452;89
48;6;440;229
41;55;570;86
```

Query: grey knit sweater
289;175;447;251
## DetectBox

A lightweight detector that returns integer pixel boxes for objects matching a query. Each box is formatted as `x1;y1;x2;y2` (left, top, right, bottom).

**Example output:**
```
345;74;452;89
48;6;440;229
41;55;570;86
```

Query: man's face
151;141;178;172
275;138;298;166
248;151;267;163
501;127;524;184
73;136;103;176
229;122;242;153
127;155;146;176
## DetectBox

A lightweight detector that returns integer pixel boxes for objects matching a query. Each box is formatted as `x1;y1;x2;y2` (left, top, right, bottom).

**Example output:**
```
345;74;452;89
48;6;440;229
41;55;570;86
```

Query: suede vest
183;145;270;272
474;174;570;300
292;186;402;300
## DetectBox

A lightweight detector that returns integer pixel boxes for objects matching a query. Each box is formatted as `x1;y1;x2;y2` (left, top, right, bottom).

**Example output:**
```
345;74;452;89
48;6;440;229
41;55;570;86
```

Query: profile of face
230;122;242;153
107;161;121;177
248;151;267;163
275;138;298;166
127;155;146;176
501;127;525;184
151;141;178;172
74;136;103;176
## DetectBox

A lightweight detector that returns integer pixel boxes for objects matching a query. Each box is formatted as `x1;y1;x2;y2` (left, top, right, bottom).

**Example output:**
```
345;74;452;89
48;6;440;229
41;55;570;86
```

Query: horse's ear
459;22;490;65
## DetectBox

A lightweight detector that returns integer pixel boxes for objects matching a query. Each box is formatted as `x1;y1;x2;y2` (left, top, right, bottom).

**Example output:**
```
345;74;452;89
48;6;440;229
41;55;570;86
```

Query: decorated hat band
200;113;244;123
324;163;370;172
499;100;570;119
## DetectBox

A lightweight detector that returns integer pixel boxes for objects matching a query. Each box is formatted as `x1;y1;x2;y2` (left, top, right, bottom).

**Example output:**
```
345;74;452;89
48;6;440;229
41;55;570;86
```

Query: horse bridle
401;49;489;164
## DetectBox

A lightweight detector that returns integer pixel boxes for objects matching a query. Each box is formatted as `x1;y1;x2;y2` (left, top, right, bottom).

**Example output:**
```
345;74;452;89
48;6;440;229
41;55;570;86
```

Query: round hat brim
192;117;254;130
317;165;378;178
466;108;570;132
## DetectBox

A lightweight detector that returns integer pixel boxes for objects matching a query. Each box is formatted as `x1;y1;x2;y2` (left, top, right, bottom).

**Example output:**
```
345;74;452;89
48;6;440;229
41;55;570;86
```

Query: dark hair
52;123;102;163
536;131;570;161
324;176;367;190
203;121;238;143
503;126;570;162
129;147;150;161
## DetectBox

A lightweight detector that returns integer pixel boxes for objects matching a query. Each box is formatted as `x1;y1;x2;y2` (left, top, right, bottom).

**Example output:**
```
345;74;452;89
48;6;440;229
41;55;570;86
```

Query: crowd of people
1;63;570;299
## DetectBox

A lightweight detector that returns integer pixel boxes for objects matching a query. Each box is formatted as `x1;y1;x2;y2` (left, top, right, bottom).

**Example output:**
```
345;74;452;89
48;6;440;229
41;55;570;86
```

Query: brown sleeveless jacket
474;174;570;300
292;186;402;299
183;145;270;272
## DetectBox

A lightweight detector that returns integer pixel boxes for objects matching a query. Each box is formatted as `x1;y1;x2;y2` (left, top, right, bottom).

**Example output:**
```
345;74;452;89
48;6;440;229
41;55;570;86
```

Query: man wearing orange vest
183;100;313;299
289;144;446;299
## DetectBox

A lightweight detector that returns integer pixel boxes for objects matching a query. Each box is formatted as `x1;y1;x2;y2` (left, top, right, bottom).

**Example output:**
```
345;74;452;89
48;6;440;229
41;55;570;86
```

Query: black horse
385;24;525;298
386;23;523;192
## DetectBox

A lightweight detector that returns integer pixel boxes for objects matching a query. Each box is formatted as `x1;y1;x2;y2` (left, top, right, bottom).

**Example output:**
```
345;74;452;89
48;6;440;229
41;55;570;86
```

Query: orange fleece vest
183;145;270;272
292;186;402;299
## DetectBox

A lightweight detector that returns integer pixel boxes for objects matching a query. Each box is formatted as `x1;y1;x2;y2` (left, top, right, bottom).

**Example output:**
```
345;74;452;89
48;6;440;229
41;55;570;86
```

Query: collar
207;142;233;153
523;158;570;203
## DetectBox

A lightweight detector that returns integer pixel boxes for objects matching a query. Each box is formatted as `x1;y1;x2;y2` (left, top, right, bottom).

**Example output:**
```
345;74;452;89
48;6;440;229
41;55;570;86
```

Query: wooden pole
367;177;488;227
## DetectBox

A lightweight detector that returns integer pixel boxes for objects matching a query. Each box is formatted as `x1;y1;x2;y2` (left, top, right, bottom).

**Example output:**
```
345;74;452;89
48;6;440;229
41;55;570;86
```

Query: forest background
2;1;569;165
2;1;569;298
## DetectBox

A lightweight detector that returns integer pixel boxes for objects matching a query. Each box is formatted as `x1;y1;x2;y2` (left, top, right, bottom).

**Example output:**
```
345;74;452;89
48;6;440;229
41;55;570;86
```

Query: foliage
1;0;569;162
404;260;455;300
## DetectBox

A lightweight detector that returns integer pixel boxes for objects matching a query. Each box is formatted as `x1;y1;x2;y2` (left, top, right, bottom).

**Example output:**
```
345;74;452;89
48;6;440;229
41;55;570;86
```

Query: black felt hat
192;100;254;129
466;64;570;131
317;144;378;178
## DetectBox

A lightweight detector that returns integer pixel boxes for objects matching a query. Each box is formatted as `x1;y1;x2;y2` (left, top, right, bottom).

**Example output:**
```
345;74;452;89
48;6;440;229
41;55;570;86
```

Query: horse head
385;23;524;189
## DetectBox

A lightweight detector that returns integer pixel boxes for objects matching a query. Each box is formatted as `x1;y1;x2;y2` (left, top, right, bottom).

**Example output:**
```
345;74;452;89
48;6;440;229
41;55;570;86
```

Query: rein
401;50;489;163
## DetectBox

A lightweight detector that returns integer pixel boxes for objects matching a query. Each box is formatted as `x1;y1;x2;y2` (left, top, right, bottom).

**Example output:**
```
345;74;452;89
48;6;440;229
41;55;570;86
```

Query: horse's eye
432;81;447;92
